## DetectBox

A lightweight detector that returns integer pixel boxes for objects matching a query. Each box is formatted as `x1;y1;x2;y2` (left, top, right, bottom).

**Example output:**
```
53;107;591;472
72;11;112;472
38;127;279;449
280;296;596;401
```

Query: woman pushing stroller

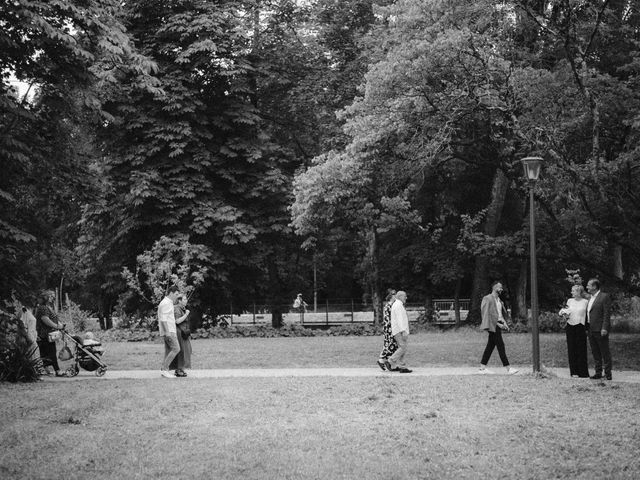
35;290;66;376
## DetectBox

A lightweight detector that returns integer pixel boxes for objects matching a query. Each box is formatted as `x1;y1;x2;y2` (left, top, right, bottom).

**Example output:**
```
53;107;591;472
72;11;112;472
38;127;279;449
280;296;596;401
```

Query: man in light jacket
384;291;412;373
479;281;518;375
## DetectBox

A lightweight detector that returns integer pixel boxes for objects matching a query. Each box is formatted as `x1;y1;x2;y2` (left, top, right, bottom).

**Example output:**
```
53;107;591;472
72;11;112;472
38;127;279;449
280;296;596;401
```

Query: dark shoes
606;374;612;380
590;373;602;380
383;360;393;371
377;359;387;371
397;368;412;373
175;369;188;377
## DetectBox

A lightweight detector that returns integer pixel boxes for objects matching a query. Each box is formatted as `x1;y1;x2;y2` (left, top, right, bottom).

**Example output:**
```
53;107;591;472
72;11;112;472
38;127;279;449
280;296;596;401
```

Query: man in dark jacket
586;278;613;380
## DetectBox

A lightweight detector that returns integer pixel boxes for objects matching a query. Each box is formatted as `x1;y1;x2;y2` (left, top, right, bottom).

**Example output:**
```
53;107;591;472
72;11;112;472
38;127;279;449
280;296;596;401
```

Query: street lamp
521;156;543;373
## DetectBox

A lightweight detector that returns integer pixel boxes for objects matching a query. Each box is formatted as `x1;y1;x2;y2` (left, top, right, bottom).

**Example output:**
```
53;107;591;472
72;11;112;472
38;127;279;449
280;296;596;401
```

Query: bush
611;315;640;334
0;311;41;383
58;301;93;333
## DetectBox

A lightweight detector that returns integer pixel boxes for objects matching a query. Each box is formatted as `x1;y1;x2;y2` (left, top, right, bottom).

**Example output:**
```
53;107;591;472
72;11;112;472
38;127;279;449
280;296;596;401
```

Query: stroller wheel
95;367;107;377
68;365;79;377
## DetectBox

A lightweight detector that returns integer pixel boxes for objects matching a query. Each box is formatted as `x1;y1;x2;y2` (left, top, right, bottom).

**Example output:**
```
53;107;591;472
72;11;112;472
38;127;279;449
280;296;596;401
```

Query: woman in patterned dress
35;290;65;376
377;290;398;370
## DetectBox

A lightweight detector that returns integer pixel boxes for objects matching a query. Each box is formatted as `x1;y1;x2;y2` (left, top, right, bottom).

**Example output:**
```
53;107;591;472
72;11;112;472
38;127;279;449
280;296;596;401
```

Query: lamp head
521;157;543;182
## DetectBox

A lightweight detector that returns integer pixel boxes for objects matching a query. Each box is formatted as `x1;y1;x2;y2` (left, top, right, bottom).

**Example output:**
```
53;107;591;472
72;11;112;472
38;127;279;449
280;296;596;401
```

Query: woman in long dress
170;294;192;377
559;285;590;378
377;290;398;371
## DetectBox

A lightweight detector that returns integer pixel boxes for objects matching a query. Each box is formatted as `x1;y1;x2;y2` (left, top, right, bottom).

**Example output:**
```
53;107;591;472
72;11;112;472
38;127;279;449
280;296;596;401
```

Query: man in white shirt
158;286;181;378
384;291;412;373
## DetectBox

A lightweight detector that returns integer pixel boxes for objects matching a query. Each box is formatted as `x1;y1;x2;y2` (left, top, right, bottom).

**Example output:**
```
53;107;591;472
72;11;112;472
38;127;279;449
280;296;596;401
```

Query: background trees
2;0;638;321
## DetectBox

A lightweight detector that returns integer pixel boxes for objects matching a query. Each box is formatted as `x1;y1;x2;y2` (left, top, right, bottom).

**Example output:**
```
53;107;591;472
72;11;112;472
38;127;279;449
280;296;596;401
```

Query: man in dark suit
586;278;613;380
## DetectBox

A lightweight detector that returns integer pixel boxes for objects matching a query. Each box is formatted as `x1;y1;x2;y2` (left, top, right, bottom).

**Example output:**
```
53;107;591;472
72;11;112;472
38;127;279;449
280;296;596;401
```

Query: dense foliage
2;0;638;322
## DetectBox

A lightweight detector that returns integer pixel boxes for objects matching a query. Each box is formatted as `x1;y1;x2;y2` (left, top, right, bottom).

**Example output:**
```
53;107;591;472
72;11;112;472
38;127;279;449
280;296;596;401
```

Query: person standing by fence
377;289;397;371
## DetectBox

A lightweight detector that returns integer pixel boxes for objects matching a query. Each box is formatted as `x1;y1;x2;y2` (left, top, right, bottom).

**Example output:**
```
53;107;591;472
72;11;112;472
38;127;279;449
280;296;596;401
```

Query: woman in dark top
35;290;65;376
170;294;191;377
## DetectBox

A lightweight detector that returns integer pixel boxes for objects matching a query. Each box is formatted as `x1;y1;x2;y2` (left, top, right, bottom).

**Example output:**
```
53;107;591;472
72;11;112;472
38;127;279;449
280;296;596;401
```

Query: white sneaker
507;367;519;375
479;367;495;374
160;370;175;378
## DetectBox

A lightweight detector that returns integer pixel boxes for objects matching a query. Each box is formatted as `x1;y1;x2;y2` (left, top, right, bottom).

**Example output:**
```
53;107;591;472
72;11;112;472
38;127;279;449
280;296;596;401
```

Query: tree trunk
367;228;382;325
469;168;510;323
454;277;462;327
612;243;623;280
512;260;528;321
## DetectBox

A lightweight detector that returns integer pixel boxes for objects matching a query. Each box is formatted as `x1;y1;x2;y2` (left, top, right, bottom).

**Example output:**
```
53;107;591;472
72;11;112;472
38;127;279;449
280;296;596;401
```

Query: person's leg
480;332;496;366
574;326;589;377
600;334;612;378
589;332;603;376
171;334;185;372
566;325;577;376
162;335;181;371
494;328;510;367
388;333;408;369
183;337;192;369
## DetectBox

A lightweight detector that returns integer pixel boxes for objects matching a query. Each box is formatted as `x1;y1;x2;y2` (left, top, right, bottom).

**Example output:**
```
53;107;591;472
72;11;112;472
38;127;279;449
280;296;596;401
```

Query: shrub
611;315;640;334
58;301;93;333
0;310;41;383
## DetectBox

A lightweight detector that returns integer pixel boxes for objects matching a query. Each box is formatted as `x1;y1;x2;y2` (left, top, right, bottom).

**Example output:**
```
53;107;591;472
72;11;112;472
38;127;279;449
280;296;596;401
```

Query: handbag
178;321;190;340
47;330;62;342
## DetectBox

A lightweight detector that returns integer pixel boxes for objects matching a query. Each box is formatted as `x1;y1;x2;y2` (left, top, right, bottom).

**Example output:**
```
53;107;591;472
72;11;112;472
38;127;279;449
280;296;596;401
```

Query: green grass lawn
2;331;640;479
101;330;640;371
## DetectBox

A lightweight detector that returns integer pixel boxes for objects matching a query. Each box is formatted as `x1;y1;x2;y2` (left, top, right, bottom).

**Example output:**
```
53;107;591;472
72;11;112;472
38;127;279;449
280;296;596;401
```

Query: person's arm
40;314;63;330
175;310;190;324
480;296;490;324
158;303;170;335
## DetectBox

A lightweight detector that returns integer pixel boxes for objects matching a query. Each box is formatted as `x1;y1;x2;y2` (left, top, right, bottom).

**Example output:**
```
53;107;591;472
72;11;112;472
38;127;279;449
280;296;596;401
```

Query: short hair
490;280;502;289
588;278;601;290
167;285;180;294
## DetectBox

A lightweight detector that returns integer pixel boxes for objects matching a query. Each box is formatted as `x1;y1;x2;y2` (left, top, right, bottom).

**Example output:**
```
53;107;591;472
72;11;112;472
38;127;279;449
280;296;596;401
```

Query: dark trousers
589;331;612;376
566;324;589;377
37;340;59;372
481;329;509;367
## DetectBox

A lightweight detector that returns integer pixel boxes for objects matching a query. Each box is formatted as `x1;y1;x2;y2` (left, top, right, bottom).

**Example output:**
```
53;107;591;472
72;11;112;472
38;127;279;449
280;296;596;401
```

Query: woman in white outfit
559;285;589;378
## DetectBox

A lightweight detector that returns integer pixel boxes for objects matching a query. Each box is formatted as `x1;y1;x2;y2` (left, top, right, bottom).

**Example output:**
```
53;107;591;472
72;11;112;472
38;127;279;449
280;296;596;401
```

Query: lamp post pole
521;156;543;374
528;182;540;373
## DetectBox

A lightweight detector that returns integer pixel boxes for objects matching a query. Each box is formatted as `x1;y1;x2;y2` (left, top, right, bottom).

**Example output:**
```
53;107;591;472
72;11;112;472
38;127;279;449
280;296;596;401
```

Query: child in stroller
57;330;108;377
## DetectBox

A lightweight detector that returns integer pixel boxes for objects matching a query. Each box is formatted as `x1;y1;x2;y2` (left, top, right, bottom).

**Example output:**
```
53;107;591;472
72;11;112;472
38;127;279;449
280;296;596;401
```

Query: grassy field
100;330;640;371
2;331;640;479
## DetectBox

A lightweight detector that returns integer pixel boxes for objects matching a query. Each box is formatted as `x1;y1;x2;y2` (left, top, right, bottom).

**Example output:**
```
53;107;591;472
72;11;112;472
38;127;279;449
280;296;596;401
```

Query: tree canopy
2;0;638;320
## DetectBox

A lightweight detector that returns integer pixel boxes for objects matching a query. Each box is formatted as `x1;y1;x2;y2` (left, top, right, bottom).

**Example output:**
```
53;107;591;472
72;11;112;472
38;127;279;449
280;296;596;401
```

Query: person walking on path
169;294;191;377
377;289;398;371
384;291;412;373
559;285;590;378
586;278;613;380
158;286;181;378
479;281;518;375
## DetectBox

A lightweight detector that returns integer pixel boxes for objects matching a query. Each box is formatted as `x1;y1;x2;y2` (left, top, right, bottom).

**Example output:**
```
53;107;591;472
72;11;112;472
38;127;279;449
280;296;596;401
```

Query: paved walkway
44;367;640;383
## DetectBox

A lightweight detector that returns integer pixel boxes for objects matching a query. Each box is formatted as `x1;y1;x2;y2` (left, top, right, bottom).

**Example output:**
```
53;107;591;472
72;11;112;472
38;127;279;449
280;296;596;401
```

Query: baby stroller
59;330;108;377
